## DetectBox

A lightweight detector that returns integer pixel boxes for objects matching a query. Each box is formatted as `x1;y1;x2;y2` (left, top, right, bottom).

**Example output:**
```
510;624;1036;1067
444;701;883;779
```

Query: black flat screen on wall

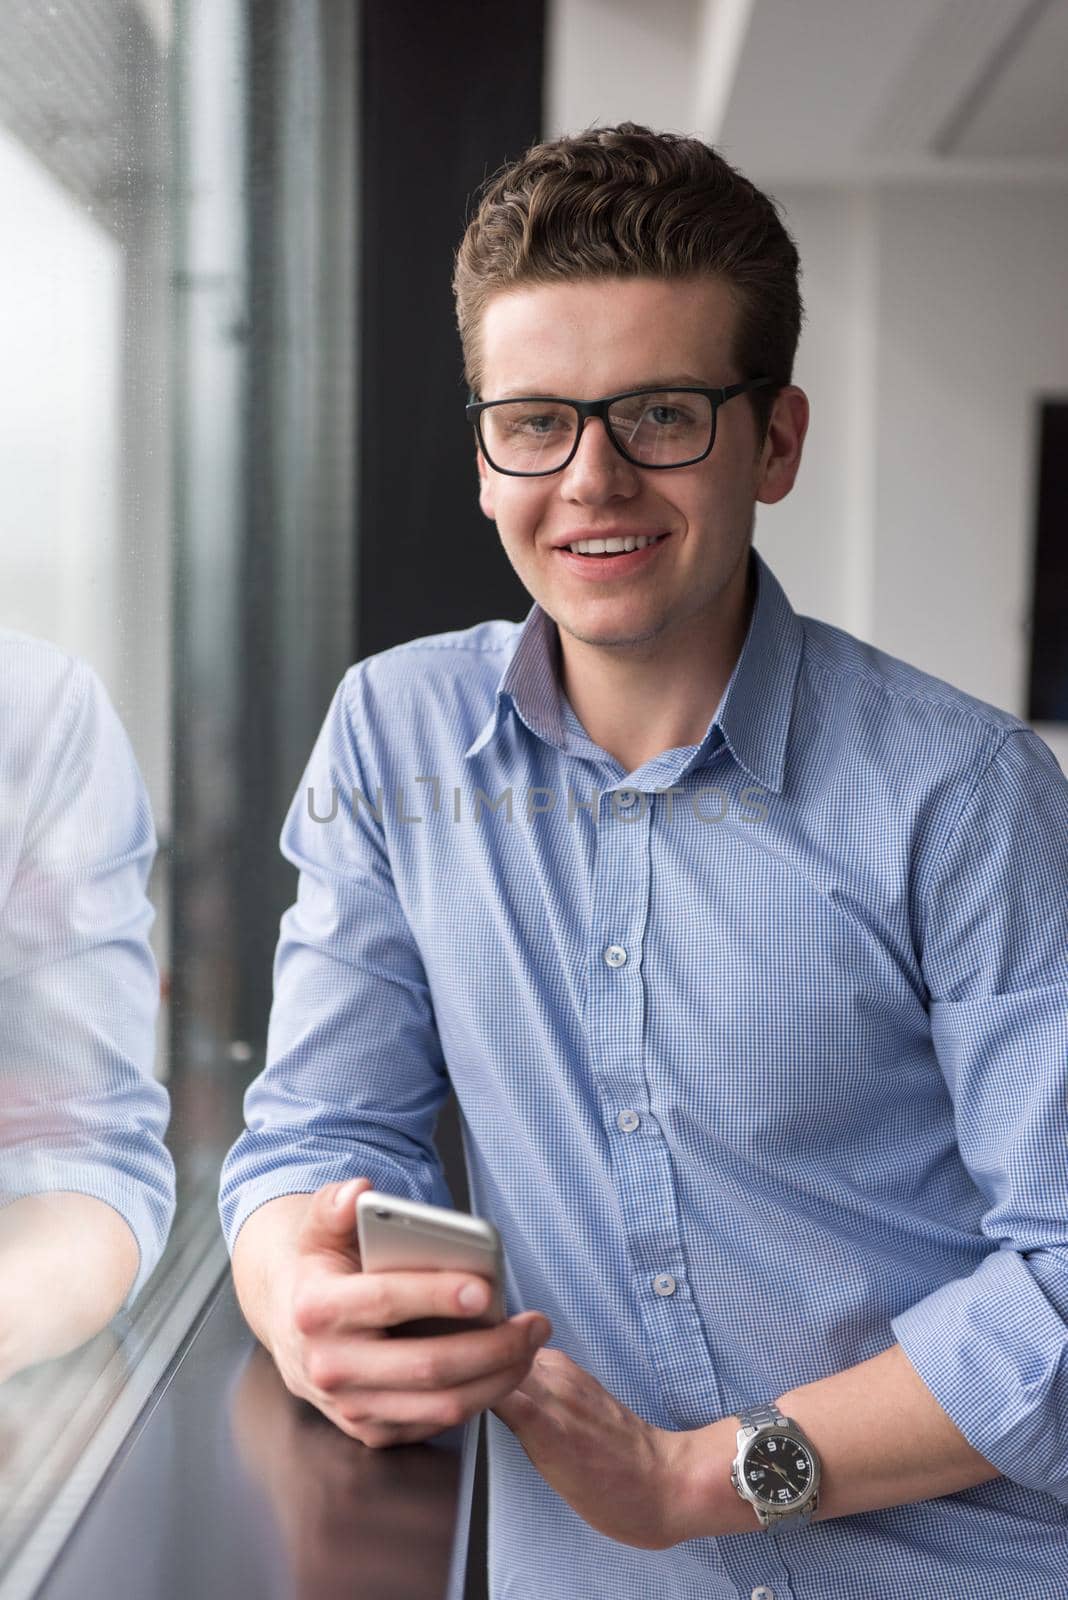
1027;401;1068;723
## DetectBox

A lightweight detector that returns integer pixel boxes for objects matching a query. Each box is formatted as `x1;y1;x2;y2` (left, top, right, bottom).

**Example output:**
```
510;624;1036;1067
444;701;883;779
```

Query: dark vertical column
1026;401;1068;722
358;1;542;657
357;11;544;1598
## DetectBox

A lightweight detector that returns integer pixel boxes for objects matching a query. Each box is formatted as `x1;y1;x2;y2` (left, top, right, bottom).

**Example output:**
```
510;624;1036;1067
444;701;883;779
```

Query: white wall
753;180;1068;773
546;0;703;139
750;185;876;637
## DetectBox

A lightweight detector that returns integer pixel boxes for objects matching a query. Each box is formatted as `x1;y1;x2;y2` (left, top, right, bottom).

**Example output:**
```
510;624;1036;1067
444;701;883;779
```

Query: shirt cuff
219;1151;456;1259
890;1244;1068;1503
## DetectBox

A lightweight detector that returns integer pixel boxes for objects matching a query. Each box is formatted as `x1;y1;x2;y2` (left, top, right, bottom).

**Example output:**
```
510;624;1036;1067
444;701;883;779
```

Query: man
219;124;1068;1598
1;630;176;1381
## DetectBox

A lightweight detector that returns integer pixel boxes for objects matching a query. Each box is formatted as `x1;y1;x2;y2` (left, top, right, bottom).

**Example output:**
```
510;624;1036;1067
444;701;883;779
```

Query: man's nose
558;416;639;499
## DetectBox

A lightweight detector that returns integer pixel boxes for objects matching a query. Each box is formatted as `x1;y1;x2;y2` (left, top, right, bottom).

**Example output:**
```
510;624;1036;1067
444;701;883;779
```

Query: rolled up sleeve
891;728;1068;1501
218;667;455;1254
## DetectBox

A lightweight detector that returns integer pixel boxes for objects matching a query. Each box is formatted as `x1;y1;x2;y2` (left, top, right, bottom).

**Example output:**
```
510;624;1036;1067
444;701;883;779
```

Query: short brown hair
453;122;803;442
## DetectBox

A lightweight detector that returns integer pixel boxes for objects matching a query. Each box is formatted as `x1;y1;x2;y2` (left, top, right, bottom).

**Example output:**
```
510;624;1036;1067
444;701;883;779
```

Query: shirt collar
463;546;804;795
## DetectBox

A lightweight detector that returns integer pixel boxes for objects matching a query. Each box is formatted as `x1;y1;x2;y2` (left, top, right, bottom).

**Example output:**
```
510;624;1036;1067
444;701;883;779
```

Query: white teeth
566;533;665;555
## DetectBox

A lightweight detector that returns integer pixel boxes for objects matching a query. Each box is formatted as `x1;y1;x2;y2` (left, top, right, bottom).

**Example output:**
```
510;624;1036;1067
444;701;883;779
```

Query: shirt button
616;789;637;808
751;1589;775;1600
616;1109;640;1132
603;944;627;967
653;1273;676;1296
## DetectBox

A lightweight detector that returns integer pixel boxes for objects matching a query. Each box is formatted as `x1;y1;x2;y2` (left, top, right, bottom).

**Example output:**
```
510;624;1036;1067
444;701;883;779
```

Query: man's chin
553;605;668;653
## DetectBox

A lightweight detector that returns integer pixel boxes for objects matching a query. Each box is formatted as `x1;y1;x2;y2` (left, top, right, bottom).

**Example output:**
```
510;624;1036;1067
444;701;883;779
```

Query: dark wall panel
358;0;543;657
1027;401;1068;722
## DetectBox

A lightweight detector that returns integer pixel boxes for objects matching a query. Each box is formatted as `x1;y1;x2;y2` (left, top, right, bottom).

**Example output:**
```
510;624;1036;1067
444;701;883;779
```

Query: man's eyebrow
490;373;712;399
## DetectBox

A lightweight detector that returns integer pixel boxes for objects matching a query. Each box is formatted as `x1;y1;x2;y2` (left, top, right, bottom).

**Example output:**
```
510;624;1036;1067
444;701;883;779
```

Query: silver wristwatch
730;1402;821;1533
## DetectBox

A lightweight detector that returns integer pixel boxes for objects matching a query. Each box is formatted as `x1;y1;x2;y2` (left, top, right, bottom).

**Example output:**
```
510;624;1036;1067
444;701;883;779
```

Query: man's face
476;275;803;660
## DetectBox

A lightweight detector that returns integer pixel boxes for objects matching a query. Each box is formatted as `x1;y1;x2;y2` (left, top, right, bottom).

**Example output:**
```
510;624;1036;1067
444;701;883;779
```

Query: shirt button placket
589;780;729;1427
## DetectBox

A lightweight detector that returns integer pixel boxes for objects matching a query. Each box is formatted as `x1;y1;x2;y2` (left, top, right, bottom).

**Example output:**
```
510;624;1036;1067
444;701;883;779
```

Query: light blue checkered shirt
0;630;175;1308
220;547;1068;1598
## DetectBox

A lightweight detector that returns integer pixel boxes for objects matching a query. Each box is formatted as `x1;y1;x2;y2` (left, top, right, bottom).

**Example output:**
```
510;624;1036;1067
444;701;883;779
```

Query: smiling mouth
559;531;671;559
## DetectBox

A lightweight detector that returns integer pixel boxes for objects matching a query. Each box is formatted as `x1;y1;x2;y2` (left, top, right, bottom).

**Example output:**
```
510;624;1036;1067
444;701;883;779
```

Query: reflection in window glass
0;1;180;1582
0;1;357;1587
0;127;123;682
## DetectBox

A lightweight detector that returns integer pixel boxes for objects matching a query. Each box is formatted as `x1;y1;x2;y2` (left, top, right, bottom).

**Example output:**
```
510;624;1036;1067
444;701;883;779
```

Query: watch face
743;1432;814;1507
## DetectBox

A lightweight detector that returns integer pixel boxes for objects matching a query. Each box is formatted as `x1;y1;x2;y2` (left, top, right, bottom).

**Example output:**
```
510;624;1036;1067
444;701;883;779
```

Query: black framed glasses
466;379;773;476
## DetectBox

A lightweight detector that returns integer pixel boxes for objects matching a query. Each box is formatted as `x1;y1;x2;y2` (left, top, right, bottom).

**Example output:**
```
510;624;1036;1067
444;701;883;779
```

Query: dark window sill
19;1273;477;1600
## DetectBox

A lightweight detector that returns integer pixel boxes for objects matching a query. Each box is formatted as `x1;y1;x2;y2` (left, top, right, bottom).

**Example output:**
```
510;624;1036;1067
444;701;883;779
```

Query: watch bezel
729;1414;824;1523
733;1419;822;1519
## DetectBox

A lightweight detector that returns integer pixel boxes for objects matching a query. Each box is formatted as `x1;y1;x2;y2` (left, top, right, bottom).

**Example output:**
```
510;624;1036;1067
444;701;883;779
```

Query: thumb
295;1176;373;1262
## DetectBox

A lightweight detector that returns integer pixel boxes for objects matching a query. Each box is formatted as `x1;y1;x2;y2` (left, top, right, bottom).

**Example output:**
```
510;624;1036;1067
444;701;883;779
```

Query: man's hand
265;1177;552;1448
491;1346;692;1549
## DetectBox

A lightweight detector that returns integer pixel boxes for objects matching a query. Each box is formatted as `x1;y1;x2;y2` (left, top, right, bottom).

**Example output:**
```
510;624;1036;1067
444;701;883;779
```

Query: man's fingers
335;1416;441;1449
300;1312;549;1397
294;1176;373;1261
285;1184;554;1439
336;1353;537;1434
296;1264;508;1336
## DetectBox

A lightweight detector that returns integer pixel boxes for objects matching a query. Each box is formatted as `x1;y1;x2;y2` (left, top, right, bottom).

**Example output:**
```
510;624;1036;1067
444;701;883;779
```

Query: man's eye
646;405;685;426
513;412;567;434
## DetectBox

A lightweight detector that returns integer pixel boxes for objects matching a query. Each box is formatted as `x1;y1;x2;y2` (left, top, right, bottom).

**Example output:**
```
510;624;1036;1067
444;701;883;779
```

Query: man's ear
476;446;497;521
755;385;809;507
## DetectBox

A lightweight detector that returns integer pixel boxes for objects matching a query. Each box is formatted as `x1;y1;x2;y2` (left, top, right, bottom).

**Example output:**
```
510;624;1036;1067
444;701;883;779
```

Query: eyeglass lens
479;390;715;473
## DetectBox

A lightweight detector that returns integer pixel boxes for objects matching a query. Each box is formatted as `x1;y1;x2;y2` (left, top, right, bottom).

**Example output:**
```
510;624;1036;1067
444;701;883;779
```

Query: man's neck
556;554;756;775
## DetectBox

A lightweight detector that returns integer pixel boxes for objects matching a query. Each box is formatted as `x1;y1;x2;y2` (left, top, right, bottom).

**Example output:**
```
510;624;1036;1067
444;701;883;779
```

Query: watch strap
736;1401;789;1435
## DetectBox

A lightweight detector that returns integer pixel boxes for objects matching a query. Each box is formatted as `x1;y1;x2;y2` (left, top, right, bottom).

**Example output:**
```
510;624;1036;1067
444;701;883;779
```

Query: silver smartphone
355;1190;506;1337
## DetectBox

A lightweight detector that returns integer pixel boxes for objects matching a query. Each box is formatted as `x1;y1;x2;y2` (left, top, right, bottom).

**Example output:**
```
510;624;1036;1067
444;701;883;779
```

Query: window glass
0;2;356;1583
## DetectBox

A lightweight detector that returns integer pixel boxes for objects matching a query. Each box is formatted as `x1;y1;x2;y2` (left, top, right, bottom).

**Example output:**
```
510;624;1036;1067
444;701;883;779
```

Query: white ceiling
547;0;1068;183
